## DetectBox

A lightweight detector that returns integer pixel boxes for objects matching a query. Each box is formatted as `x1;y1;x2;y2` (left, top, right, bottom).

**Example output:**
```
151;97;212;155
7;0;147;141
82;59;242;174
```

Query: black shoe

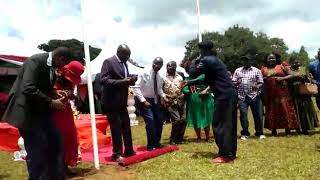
169;140;176;145
147;146;156;151
112;155;124;164
154;144;165;149
124;151;136;157
271;129;277;136
112;155;122;161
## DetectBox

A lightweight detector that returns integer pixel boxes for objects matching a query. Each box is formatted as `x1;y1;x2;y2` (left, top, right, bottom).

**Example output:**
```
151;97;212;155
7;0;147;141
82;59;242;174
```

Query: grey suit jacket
1;53;53;130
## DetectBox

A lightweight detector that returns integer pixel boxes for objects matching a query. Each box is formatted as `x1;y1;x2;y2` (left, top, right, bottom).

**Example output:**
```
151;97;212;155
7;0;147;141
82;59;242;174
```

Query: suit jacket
100;55;133;112
1;53;53;130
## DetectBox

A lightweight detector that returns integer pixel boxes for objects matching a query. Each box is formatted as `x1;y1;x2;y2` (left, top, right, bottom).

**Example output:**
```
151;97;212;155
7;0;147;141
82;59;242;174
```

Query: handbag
298;74;318;95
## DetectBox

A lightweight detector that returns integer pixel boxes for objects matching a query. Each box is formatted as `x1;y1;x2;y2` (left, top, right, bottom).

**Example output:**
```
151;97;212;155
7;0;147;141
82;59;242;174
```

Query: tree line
182;25;311;71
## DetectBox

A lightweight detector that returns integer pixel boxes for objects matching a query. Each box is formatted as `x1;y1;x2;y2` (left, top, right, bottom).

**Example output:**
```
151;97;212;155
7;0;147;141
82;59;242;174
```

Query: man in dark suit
184;41;238;164
2;47;72;179
100;44;137;162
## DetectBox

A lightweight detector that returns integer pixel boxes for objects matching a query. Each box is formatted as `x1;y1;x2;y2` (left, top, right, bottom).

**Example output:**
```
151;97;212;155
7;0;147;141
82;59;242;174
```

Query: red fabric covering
0;54;28;62
76;114;111;150
81;145;179;166
0;114;111;152
0;123;19;151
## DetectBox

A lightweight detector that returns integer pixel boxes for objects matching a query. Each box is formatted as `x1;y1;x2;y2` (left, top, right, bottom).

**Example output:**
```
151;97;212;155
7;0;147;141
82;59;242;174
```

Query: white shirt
47;52;55;83
115;54;128;78
47;52;52;67
134;69;165;103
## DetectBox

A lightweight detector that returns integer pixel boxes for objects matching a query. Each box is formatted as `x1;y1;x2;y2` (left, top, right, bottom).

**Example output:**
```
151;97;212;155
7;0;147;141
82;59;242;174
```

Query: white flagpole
196;0;202;43
80;0;100;169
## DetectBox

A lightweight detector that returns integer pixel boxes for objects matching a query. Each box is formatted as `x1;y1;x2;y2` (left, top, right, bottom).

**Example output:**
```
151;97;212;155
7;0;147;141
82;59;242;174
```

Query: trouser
106;108;134;157
140;98;163;148
239;95;264;136
19;116;65;180
168;104;186;143
213;95;238;158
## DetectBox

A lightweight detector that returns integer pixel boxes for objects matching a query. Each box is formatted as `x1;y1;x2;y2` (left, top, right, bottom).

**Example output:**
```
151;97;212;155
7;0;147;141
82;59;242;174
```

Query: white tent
81;47;144;84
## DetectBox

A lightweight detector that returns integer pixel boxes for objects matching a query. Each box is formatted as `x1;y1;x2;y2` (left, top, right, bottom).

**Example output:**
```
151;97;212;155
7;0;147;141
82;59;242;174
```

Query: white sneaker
240;135;248;140
258;135;266;139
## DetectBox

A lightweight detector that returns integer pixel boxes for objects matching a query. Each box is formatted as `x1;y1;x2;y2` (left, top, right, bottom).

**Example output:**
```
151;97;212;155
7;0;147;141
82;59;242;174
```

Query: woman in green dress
288;57;319;135
182;63;214;142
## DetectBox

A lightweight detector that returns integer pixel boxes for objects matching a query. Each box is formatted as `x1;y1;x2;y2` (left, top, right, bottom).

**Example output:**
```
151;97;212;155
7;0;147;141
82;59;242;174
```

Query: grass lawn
1;115;320;180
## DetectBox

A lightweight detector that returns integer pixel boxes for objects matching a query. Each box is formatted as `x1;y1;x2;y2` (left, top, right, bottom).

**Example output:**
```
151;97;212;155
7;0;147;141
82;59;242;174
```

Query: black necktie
154;72;158;103
120;62;127;78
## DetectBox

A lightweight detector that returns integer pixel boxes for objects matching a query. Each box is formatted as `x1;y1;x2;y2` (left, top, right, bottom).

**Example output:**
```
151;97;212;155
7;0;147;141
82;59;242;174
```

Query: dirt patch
71;165;136;180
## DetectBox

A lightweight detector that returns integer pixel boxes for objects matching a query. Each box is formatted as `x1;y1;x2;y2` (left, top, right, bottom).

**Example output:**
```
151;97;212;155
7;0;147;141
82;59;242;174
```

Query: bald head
152;57;164;72
117;44;131;62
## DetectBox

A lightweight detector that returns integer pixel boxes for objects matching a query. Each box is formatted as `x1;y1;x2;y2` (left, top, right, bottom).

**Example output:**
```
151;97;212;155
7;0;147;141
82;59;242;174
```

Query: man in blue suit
100;44;137;162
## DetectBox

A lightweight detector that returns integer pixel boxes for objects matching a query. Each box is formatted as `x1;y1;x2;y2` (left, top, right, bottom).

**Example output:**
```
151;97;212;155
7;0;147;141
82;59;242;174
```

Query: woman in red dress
52;61;84;168
261;53;300;136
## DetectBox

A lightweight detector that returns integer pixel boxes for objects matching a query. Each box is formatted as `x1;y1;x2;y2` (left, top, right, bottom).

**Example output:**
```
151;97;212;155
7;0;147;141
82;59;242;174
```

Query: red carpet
0;114;111;152
82;145;179;166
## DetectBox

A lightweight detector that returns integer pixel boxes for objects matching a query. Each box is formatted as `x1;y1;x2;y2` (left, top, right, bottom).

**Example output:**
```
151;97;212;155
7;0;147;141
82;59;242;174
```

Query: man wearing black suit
2;47;72;179
100;44;137;162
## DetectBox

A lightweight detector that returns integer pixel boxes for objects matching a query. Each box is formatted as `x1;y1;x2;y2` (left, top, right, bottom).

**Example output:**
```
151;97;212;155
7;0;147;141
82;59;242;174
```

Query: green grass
1;115;320;179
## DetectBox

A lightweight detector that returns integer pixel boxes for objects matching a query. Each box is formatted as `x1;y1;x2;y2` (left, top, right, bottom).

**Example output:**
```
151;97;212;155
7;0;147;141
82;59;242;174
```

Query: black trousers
106;108;134;157
19;116;65;180
213;96;238;158
168;104;186;142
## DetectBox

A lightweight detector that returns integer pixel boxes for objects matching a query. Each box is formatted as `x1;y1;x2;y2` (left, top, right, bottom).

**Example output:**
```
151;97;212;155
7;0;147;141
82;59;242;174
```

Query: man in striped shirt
232;55;265;140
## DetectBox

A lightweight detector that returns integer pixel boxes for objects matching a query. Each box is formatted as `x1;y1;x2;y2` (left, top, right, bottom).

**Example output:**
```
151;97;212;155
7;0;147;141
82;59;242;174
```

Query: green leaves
183;25;297;71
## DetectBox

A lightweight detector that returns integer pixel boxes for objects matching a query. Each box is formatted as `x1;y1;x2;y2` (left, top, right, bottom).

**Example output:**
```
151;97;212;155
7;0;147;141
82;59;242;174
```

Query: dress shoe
124;151;136;157
210;156;235;164
169;141;176;145
154;144;165;149
147;147;156;151
112;155;124;162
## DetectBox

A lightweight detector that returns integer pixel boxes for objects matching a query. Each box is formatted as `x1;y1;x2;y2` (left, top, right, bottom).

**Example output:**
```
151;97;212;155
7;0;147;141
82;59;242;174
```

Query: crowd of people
1;42;320;179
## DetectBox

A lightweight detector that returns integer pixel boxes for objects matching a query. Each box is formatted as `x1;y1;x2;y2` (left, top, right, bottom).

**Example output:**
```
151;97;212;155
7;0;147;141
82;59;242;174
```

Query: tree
38;39;102;62
298;46;309;67
183;25;290;72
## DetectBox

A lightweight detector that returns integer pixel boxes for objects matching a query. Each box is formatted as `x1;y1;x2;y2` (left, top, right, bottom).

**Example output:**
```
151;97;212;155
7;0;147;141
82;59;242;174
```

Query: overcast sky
0;0;319;66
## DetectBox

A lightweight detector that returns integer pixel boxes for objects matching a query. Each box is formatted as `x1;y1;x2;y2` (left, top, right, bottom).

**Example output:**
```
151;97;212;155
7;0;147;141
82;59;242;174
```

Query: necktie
50;68;55;86
154;72;158;103
120;62;127;78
